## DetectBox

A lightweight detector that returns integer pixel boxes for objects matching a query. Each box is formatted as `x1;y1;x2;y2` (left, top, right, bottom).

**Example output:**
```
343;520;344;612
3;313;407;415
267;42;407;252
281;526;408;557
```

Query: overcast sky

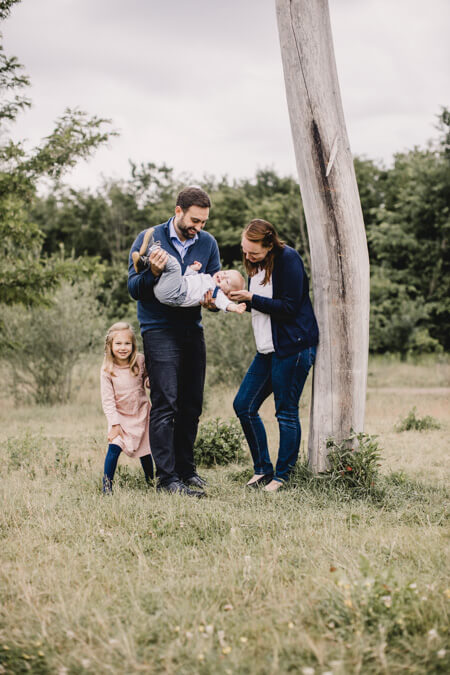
3;0;449;189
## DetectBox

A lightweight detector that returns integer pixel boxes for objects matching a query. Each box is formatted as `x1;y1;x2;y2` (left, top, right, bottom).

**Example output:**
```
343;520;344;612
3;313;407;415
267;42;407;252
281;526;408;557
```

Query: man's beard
177;214;197;239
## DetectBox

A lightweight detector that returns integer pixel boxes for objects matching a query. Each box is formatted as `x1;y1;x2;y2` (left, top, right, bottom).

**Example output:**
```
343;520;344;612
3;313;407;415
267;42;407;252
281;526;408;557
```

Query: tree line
31;115;450;357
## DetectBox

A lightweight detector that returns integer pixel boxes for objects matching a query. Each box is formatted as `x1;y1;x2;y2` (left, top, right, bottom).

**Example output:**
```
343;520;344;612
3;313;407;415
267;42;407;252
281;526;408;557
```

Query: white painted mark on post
325;134;338;177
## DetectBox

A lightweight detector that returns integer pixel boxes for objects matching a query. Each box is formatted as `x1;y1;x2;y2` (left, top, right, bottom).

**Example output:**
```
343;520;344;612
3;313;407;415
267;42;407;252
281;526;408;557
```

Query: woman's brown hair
242;219;285;285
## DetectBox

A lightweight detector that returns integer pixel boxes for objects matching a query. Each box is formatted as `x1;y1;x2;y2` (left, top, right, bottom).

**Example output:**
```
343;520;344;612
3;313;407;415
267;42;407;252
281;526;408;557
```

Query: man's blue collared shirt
169;218;198;260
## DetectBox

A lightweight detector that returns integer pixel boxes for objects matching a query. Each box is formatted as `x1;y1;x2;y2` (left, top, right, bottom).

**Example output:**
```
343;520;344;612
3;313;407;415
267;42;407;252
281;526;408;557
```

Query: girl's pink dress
100;353;151;458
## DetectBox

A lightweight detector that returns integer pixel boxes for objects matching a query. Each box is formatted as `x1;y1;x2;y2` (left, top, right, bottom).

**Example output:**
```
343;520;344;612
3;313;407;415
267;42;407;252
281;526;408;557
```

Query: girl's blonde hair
103;322;139;376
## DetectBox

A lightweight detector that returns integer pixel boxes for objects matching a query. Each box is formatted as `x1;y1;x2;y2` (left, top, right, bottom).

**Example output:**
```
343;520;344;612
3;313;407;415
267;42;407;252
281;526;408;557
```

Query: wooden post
275;0;370;471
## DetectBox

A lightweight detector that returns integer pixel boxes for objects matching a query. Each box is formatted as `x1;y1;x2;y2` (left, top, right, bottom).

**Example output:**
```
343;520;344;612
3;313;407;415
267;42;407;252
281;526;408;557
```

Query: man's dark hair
176;186;211;211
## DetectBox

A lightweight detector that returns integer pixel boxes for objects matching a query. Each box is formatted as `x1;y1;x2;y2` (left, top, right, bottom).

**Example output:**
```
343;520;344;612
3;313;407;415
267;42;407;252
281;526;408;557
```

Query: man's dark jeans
143;324;206;487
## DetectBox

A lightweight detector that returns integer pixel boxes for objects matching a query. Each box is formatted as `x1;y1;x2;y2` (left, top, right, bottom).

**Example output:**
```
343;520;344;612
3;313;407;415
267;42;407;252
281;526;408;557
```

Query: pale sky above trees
3;0;449;188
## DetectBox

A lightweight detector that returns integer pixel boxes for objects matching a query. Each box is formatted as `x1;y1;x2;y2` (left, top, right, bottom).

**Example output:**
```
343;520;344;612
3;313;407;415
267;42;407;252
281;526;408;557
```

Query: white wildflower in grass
81;660;90;668
437;649;446;659
205;625;214;635
223;603;234;611
381;595;392;608
240;636;248;643
217;630;226;647
185;631;193;640
288;622;295;629
108;639;119;645
222;646;232;655
428;629;438;639
408;583;417;589
197;653;205;661
65;631;75;639
301;667;315;675
58;668;68;675
198;625;205;633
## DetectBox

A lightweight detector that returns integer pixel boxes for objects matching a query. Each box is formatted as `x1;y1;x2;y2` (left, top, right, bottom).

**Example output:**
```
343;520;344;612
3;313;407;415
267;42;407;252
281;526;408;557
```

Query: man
128;186;220;496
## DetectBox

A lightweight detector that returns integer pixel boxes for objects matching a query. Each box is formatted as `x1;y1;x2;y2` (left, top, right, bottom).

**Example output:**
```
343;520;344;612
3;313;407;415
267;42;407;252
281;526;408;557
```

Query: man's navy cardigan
128;218;220;334
250;245;319;358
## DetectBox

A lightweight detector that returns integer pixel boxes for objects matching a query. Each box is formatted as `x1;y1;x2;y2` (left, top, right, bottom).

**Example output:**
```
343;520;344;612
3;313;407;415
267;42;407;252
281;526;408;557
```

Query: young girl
100;321;153;492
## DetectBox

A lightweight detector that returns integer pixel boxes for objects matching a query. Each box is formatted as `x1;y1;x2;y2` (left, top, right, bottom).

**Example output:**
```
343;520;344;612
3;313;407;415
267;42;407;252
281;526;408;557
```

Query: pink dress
100;353;151;458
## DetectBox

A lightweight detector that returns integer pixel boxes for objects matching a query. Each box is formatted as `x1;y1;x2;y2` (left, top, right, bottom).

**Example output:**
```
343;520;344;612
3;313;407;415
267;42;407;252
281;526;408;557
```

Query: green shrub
0;280;105;404
324;431;382;495
194;418;246;467
395;407;441;432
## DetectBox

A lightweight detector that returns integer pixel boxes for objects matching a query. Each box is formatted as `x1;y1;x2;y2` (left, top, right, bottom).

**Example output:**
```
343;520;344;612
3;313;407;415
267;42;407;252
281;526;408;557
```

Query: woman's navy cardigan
249;245;319;358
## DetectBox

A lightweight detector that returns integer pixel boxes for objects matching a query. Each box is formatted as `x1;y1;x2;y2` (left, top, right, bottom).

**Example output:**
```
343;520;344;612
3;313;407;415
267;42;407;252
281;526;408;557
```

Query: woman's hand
226;302;247;314
200;289;217;310
228;290;253;302
149;248;168;276
108;424;123;443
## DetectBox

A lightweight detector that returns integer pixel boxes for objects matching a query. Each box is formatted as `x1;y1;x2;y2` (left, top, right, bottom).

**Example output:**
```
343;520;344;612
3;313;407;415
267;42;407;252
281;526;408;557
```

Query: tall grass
0;357;449;674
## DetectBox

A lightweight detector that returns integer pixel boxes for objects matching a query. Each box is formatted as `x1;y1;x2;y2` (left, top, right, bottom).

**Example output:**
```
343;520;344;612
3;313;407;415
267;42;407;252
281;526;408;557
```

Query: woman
229;219;319;492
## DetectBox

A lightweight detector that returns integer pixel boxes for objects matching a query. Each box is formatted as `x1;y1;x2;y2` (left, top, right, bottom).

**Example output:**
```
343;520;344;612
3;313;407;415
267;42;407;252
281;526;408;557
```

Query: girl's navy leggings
103;444;154;492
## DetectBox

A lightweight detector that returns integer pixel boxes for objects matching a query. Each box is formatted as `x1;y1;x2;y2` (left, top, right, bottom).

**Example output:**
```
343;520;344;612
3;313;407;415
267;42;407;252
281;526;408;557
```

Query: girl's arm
100;370;121;427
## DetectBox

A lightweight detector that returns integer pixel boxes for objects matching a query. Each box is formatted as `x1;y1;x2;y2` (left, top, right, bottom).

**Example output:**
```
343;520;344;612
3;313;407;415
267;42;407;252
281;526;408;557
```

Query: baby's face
213;270;243;296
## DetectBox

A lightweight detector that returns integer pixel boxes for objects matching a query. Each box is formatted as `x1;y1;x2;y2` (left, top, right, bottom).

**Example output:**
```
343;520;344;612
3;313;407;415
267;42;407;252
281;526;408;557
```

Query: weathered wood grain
275;0;370;471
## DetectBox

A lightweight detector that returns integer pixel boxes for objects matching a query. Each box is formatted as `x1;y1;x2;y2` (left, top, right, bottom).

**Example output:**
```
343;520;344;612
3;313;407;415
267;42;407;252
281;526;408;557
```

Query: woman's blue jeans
233;347;316;482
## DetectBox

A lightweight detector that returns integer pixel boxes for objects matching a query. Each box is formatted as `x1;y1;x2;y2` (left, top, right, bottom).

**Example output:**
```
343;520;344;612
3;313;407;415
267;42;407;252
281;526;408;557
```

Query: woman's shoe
245;473;274;489
263;479;284;493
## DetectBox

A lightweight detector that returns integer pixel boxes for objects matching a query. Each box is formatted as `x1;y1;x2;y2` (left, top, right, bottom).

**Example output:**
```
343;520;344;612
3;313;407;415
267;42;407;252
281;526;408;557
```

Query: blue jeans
233;347;316;482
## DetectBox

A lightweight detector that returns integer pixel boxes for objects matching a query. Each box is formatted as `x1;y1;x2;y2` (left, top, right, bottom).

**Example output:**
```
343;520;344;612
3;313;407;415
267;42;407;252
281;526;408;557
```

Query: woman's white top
250;268;274;354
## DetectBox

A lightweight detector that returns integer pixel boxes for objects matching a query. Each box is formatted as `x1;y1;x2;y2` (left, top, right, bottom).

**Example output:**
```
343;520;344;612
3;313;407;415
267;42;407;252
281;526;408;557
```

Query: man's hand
189;261;202;272
108;424;123;443
226;302;247;314
149;248;168;276
200;289;217;310
229;290;253;302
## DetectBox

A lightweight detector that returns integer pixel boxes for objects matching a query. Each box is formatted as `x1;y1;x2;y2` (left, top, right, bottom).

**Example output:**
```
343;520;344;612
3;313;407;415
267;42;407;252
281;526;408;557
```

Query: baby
132;228;247;313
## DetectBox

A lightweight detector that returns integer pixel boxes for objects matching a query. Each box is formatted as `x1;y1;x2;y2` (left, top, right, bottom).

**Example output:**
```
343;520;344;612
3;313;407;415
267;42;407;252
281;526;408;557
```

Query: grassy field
0;356;449;674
